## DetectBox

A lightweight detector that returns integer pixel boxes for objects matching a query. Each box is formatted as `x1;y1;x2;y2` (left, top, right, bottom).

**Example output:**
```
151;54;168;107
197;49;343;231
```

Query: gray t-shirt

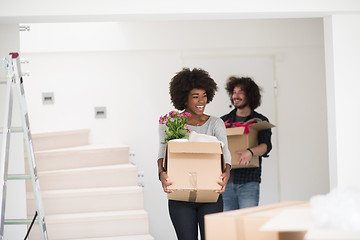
157;115;231;166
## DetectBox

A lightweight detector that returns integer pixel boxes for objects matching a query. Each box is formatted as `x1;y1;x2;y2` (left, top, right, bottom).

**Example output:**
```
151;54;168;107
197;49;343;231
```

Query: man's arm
236;143;267;166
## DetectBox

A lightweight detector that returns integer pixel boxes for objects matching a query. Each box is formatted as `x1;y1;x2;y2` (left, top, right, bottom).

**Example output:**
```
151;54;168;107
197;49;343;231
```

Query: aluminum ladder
0;52;48;240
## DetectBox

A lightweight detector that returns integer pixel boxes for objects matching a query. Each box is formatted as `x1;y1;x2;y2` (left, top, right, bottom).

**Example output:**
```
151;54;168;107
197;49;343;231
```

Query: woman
157;68;231;240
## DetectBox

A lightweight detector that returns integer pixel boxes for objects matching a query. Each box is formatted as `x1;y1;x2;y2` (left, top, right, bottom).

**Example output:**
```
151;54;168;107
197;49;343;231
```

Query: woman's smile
185;88;207;116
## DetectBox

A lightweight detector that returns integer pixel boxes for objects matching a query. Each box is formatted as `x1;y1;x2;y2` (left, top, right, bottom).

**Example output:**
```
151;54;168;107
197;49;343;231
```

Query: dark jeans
168;195;223;240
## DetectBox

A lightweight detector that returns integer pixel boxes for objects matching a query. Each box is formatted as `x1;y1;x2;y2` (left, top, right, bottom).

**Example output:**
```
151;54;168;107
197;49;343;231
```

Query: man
221;76;272;211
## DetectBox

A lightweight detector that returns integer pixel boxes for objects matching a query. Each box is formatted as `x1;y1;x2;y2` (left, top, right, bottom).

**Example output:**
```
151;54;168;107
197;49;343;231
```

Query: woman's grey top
157;115;231;166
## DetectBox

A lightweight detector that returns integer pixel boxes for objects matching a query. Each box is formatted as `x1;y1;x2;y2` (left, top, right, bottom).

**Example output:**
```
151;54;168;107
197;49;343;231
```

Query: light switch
95;107;107;119
42;92;54;104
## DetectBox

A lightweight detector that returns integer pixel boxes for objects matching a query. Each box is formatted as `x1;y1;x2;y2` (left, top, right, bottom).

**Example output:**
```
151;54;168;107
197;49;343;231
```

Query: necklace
194;117;202;126
189;115;209;127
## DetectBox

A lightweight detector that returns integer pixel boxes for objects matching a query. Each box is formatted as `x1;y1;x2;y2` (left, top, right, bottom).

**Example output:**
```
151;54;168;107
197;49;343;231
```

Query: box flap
305;229;360;240
163;141;225;172
237;202;309;240
205;201;307;240
260;207;313;232
168;141;223;154
226;121;275;136
249;121;275;131
226;127;245;136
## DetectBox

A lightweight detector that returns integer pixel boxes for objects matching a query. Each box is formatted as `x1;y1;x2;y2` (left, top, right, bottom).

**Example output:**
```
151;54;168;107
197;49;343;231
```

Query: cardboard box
205;201;308;240
260;207;313;240
163;141;225;202
226;121;275;168
305;229;360;240
261;204;360;240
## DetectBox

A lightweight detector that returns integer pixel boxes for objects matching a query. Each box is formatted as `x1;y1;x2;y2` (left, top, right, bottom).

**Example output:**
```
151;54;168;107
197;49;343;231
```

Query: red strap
224;120;255;134
233;122;255;134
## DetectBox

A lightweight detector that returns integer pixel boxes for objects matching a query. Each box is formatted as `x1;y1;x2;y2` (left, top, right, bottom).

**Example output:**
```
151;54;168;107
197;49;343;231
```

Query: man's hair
225;76;262;110
169;68;218;110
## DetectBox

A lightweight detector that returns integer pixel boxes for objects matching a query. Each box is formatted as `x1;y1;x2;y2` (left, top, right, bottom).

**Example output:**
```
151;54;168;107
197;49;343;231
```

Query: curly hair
225;76;262;110
169;68;218;110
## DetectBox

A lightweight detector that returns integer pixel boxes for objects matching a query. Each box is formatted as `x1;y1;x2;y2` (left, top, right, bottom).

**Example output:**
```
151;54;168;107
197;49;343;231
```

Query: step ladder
0;53;48;240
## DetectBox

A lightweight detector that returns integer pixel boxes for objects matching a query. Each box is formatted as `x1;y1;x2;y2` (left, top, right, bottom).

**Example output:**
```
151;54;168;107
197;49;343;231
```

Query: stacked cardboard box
261;206;313;240
305;229;360;240
261;205;360;240
205;201;309;240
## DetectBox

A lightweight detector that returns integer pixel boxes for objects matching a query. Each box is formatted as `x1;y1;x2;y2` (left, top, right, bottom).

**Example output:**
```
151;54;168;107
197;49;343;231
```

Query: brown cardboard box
205;201;308;240
226;121;275;168
163;141;225;202
305;229;360;240
239;203;310;240
261;207;313;239
261;204;360;240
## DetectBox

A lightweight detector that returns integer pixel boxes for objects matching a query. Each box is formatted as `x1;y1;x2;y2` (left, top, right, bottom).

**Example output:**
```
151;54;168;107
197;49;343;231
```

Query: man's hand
236;149;253;166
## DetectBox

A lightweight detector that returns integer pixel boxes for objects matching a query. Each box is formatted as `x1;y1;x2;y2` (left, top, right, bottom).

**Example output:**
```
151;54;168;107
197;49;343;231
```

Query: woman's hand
159;171;173;193
158;158;173;193
217;163;231;193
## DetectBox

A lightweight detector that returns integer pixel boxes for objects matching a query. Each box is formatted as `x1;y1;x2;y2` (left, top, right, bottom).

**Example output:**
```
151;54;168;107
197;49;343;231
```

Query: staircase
25;129;154;240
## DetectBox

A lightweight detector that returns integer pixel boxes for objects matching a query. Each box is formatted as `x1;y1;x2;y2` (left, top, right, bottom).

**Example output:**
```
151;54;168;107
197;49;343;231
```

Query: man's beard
232;98;248;109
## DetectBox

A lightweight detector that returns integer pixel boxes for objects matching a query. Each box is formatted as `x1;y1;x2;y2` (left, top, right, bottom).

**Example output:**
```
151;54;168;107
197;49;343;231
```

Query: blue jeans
222;181;259;211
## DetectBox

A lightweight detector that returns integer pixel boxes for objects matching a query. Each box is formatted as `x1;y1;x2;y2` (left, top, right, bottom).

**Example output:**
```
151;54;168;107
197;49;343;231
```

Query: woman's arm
213;117;232;193
157;158;173;193
213;118;232;166
158;124;173;193
157;157;166;179
217;163;231;193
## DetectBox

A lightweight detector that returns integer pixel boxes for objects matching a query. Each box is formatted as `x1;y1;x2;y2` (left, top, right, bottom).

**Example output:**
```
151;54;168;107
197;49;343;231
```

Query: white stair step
26;186;144;215
29;210;150;240
30;144;130;171
69;234;155;240
27;164;138;191
31;129;90;151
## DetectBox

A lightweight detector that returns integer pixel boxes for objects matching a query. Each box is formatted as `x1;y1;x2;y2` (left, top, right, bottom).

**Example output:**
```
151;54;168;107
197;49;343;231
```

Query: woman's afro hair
169;68;218;110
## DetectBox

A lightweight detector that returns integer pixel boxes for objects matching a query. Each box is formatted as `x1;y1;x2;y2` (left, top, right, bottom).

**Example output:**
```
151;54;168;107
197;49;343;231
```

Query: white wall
0;24;28;239
324;14;360;189
18;19;329;240
1;0;360;22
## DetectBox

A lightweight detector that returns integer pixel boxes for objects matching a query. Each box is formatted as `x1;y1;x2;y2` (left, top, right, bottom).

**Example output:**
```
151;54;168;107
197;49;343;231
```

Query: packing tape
189;190;197;202
188;172;197;202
